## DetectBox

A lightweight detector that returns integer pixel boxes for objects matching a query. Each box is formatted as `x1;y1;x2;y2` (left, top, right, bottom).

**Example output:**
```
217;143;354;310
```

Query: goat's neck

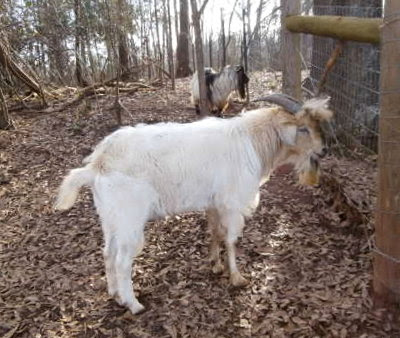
246;123;284;177
260;138;286;178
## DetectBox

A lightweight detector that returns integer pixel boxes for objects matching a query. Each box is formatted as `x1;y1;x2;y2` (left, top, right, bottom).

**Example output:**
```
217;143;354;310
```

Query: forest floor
1;73;399;337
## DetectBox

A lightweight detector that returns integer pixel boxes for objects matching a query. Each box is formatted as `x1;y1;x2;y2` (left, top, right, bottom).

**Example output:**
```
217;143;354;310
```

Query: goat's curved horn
253;93;303;114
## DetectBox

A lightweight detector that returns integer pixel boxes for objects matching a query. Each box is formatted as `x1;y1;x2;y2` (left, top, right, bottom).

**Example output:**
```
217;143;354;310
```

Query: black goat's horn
253;93;303;114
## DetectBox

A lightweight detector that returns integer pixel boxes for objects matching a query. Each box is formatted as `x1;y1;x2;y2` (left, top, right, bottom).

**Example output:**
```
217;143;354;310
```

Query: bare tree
220;9;226;67
173;0;179;44
154;0;164;80
208;32;213;67
74;0;88;86
166;0;175;89
190;0;210;115
176;0;192;78
117;0;130;79
219;0;239;67
42;1;67;83
248;0;265;70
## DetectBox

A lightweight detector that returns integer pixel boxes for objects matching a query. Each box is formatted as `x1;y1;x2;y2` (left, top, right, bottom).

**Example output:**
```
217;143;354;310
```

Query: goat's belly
155;187;215;217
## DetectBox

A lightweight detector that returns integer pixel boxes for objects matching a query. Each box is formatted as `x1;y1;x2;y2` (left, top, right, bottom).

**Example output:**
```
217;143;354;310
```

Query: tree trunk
162;3;167;72
220;9;226;67
173;0;179;44
82;5;96;82
241;6;249;102
86;37;96;82
208;32;212;67
74;0;87;86
146;36;152;79
241;7;248;71
191;42;196;72
190;0;209;115
176;0;191;78
223;0;239;66
117;0;130;80
166;0;175;89
42;1;67;84
154;0;163;80
249;0;264;71
0;87;13;130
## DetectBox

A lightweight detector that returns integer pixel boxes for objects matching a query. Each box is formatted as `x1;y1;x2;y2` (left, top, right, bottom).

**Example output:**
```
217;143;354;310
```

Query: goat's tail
54;166;95;211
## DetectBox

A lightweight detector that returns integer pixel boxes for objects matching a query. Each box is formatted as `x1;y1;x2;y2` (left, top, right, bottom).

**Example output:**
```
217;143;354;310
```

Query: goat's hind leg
219;210;249;287
207;209;225;274
114;224;145;314
95;174;149;314
102;228;118;298
95;196;119;299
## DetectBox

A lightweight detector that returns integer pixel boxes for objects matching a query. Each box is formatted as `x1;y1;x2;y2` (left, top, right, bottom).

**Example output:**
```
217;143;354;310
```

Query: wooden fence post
373;0;400;306
281;0;301;100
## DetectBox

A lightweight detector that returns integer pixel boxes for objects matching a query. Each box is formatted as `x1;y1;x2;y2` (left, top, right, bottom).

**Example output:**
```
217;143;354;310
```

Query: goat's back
85;117;262;215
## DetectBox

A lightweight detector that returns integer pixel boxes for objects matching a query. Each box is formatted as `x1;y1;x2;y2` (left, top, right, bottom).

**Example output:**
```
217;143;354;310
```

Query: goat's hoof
128;301;145;315
230;273;249;287
114;294;123;306
211;262;225;274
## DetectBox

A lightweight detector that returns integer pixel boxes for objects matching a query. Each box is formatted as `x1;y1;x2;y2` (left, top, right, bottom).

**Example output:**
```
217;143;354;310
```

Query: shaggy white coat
55;98;332;314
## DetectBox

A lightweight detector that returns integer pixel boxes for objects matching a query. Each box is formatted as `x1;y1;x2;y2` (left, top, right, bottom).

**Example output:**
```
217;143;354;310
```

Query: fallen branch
12;82;156;118
0;33;48;105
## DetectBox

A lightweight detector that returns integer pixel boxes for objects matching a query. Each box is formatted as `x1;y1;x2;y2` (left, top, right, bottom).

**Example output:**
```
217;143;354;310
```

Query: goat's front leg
220;210;249;287
207;209;225;274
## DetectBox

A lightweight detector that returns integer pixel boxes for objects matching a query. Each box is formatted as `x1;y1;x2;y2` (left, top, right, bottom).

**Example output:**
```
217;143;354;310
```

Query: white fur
300;97;332;121
55;102;332;314
191;65;240;110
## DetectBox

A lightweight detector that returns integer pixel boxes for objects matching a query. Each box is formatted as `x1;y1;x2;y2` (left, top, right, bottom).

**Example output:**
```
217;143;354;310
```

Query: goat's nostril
320;147;328;158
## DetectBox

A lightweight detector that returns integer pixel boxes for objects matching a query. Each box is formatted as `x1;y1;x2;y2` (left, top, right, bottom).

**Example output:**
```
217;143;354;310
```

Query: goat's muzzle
298;155;321;186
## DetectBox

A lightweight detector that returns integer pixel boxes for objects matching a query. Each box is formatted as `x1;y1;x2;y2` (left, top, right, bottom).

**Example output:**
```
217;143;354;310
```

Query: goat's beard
297;155;321;186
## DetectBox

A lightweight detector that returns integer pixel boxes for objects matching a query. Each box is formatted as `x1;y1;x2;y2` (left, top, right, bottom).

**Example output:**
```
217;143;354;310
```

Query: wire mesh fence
302;1;382;155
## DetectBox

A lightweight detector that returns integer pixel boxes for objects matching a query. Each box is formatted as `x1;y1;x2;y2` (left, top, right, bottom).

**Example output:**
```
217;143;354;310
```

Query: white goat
191;65;249;115
55;96;333;314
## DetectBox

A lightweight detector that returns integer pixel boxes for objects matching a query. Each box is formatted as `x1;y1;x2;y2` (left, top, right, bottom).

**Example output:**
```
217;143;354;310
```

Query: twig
199;0;210;15
317;40;345;95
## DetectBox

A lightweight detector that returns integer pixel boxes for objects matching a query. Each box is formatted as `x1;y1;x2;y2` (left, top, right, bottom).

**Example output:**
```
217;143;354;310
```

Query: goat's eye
298;126;309;134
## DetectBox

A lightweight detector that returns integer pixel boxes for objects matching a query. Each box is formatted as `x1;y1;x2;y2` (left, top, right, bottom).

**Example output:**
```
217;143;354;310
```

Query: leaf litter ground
1;73;399;337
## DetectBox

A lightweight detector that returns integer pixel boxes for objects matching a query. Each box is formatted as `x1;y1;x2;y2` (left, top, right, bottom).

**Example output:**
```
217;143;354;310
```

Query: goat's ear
280;123;297;146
